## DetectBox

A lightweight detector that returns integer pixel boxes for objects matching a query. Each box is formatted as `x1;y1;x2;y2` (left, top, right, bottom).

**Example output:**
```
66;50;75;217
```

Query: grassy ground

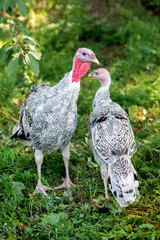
0;1;160;239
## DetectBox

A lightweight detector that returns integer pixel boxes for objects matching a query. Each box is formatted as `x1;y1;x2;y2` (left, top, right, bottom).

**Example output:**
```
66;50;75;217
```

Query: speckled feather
11;71;80;153
89;85;139;207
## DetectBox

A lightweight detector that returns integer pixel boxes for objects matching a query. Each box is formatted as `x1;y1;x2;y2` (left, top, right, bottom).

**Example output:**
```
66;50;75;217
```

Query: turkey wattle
10;48;99;195
88;68;139;207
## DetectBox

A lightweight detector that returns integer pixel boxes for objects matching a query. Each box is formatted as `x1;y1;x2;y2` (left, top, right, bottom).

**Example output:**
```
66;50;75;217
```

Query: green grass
0;0;160;239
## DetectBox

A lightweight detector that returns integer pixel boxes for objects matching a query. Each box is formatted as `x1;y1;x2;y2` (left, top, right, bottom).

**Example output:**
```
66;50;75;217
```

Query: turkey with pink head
88;68;139;207
10;48;99;195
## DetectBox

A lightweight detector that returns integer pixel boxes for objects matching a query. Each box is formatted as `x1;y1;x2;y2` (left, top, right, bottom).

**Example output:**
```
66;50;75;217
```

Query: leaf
7;58;18;78
0;41;11;59
20;26;30;35
22;35;39;47
4;46;14;65
139;223;155;230
3;0;10;12
25;53;39;76
28;44;36;50
10;0;16;9
18;54;23;64
23;38;35;46
28;50;42;60
12;181;25;191
17;0;27;17
12;181;25;201
49;213;60;225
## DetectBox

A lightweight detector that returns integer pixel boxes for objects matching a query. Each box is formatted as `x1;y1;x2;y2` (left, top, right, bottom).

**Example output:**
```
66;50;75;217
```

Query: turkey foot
54;178;74;189
34;182;54;196
98;198;109;208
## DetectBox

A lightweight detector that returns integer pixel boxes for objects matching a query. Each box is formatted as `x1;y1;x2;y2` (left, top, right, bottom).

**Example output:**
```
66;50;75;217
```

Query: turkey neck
93;85;111;109
72;58;91;83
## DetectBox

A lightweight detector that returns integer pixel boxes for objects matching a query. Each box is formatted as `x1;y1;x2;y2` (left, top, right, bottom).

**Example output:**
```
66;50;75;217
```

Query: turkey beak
88;72;93;77
91;57;99;65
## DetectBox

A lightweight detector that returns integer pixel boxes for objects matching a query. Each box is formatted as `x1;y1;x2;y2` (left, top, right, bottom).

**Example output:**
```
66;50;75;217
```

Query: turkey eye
96;72;98;75
82;52;86;56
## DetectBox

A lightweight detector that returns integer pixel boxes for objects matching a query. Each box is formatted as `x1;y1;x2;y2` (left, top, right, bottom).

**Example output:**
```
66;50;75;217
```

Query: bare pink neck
72;58;91;83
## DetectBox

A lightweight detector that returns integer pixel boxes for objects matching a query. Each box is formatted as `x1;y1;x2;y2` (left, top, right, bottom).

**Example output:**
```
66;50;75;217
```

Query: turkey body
14;71;79;154
89;78;139;207
10;71;80;194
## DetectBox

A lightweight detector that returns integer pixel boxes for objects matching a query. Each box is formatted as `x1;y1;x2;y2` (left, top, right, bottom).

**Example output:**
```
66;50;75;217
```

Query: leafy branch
0;0;42;77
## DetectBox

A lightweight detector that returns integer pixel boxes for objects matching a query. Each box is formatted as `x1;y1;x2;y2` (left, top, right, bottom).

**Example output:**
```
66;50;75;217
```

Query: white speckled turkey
10;48;99;195
88;68;139;207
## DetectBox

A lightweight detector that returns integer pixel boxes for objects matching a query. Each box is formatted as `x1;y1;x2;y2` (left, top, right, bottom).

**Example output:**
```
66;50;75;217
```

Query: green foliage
0;0;41;77
17;0;27;17
0;0;160;239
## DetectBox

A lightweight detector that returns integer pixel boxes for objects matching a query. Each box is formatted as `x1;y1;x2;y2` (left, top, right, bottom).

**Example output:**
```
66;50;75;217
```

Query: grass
0;0;160;239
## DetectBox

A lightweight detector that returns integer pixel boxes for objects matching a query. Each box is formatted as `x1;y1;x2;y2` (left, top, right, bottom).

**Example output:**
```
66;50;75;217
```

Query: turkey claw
54;179;74;189
34;183;54;196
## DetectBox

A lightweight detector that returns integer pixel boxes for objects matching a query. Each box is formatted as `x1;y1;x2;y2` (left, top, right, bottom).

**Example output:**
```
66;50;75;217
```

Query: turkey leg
34;150;53;195
101;165;109;199
54;142;74;189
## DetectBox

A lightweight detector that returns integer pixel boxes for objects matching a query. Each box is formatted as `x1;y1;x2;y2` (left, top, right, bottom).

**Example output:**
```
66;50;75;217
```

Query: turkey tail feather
108;155;139;207
10;124;21;140
10;124;28;141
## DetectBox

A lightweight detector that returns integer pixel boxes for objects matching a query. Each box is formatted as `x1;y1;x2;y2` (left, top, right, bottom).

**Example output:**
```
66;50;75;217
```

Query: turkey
10;48;99;195
88;68;139;207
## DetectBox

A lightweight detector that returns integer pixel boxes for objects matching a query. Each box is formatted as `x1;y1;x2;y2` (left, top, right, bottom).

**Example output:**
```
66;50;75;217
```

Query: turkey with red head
10;48;99;195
